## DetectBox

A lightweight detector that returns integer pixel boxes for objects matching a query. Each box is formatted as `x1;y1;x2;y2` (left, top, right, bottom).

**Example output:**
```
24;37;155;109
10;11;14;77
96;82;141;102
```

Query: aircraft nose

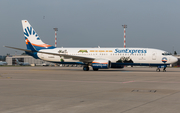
172;56;178;63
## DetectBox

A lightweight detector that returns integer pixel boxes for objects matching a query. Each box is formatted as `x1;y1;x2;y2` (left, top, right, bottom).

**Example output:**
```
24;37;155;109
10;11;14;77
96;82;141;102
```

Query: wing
4;46;95;63
38;51;95;62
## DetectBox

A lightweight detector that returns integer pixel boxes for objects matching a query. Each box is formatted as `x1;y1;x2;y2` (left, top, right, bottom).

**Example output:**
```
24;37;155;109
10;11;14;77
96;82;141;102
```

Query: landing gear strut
163;66;166;72
162;63;167;72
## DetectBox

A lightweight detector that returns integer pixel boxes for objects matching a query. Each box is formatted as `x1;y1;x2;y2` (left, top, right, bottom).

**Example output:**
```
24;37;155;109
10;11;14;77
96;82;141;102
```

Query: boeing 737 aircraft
5;20;178;71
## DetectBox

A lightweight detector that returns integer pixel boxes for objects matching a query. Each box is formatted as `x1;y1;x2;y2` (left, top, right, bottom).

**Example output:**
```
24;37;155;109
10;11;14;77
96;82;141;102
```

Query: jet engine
91;59;111;69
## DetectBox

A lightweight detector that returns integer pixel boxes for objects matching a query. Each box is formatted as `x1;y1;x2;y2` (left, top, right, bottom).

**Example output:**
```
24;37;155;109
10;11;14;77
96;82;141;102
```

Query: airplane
0;61;7;66
15;58;30;66
5;20;178;71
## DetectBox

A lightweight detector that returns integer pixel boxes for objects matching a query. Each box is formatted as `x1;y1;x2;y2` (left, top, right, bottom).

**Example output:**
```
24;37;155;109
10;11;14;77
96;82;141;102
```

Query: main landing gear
83;64;99;71
83;65;89;71
156;68;160;72
156;66;167;72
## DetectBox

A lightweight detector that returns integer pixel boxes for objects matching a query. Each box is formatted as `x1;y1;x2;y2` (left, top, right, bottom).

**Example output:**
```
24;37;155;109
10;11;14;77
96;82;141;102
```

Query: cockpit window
162;52;171;55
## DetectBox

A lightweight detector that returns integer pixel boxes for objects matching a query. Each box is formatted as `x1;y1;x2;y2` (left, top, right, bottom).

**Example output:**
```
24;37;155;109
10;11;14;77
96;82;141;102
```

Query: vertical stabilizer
22;20;55;50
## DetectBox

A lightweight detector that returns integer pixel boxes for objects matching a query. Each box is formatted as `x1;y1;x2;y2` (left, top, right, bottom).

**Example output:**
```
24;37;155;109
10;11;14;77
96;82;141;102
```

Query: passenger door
152;52;156;60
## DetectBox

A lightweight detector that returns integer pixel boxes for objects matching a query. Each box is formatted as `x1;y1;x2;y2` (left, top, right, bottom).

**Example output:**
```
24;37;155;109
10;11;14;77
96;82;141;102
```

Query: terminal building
6;55;54;66
0;55;6;61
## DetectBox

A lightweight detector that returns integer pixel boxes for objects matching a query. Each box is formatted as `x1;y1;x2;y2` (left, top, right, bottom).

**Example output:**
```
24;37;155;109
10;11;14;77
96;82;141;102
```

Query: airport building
0;55;6;61
6;55;54;66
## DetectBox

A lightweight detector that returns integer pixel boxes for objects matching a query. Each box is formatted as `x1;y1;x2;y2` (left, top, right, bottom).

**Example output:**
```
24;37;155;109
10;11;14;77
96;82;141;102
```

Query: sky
1;0;180;55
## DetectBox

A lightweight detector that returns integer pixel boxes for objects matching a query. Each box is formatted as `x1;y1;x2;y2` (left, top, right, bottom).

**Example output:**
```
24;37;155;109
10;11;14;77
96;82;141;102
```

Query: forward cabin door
152;52;157;60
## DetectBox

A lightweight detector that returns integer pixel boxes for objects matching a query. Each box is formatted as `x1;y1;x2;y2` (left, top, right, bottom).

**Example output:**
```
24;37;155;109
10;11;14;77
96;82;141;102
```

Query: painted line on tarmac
1;78;180;84
0;78;135;84
137;81;180;84
122;81;135;83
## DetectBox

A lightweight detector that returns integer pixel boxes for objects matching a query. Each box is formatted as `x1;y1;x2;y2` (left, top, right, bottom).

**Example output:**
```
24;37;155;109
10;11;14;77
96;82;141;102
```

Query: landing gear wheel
156;68;160;72
93;68;99;71
83;66;89;71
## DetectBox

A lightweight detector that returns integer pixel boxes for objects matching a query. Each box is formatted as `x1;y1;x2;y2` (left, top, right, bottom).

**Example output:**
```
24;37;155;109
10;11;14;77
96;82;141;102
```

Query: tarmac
0;66;180;113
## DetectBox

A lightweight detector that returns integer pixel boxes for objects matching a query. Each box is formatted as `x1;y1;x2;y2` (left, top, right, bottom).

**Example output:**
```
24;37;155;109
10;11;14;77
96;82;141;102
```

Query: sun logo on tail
24;27;40;40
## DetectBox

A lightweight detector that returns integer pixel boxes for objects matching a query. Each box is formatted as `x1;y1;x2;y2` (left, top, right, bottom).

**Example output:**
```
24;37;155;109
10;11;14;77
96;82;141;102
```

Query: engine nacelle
92;59;111;69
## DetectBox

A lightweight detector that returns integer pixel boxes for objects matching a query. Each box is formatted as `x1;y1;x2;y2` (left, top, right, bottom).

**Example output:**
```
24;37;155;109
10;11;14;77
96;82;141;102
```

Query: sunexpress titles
115;49;147;54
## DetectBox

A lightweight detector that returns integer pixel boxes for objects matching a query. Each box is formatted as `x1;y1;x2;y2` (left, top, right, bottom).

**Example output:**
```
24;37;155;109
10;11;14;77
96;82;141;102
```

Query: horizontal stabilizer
4;46;36;52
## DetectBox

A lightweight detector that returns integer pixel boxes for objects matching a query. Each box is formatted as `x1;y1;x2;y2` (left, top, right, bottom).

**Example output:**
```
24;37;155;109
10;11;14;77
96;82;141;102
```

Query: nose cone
171;56;178;63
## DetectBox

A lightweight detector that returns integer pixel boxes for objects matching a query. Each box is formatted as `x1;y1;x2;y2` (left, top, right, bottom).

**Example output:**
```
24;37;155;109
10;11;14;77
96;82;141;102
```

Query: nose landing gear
163;66;166;72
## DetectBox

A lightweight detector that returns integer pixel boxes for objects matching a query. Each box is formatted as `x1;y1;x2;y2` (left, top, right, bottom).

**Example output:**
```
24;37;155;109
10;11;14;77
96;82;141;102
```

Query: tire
83;66;89;71
156;68;160;72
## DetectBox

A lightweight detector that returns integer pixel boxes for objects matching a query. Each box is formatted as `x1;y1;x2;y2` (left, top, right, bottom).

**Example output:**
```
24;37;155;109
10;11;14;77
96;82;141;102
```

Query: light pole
53;28;58;47
122;25;127;48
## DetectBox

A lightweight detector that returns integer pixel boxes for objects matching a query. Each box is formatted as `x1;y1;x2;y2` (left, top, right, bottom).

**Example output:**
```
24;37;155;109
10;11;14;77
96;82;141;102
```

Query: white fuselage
37;47;177;64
